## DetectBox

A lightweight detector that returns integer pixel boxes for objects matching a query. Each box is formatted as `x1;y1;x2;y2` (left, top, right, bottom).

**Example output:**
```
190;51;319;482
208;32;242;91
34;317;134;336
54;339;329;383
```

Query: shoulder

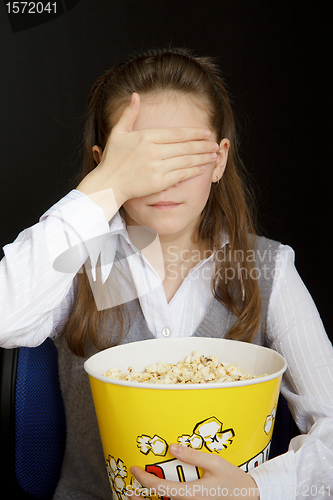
251;237;299;287
250;236;283;315
253;234;281;254
245;234;282;270
253;237;296;271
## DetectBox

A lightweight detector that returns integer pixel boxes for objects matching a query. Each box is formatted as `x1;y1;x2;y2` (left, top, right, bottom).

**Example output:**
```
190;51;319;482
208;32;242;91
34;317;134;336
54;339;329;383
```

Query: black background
0;0;332;341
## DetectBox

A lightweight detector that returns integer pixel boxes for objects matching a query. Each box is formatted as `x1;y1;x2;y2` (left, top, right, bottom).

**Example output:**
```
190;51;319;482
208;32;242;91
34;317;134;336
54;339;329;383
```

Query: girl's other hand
130;444;260;500
77;93;219;208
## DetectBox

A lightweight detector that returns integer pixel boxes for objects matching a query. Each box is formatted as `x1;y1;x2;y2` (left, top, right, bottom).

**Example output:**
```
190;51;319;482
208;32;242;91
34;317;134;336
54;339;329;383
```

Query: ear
212;138;230;183
92;145;103;165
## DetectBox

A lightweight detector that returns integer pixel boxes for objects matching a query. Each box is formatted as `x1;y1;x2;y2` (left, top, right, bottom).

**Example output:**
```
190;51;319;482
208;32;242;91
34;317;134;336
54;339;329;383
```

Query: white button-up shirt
0;189;332;500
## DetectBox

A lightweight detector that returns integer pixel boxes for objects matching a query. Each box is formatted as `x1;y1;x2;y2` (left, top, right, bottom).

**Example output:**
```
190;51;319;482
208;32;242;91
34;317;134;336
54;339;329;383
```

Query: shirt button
162;327;171;337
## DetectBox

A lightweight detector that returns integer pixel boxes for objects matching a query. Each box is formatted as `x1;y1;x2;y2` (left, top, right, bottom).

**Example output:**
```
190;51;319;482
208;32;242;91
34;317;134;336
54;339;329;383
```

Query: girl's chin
122;210;200;237
153;226;185;237
141;221;188;237
152;221;199;239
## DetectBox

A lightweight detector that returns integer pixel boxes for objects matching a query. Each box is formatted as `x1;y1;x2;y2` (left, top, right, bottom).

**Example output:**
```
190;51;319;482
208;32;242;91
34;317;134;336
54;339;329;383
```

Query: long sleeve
0;190;110;348
249;244;333;499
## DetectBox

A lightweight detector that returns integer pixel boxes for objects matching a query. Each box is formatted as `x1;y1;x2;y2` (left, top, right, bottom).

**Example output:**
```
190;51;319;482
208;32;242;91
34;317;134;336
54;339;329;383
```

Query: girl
0;47;332;500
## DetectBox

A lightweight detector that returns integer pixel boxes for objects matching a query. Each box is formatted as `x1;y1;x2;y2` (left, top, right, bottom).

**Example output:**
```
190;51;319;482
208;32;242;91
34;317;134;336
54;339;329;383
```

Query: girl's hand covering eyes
129;444;260;500
77;93;219;207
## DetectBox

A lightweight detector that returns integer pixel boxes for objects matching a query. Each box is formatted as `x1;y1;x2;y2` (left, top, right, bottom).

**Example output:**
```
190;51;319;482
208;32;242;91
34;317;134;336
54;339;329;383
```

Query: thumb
114;92;140;135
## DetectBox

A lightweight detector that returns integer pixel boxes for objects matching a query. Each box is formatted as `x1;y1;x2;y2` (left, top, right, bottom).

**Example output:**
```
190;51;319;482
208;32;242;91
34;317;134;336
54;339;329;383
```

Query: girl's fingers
163;165;206;186
145;127;212;144
162;152;217;173
112;92;141;135
169;444;223;474
93;99;217;202
130;465;205;500
156;140;219;161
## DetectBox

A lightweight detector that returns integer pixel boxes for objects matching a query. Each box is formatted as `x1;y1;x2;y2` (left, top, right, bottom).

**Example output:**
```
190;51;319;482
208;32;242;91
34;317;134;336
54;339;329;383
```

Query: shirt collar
96;213;230;284
92;211;133;283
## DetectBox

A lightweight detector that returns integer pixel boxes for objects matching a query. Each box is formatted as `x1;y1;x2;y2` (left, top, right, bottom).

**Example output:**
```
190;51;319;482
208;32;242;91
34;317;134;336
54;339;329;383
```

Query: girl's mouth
149;202;182;209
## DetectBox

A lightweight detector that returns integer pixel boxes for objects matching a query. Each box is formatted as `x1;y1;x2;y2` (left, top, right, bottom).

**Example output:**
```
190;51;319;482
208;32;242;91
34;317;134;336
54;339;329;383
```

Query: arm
0;190;110;348
0;92;218;348
248;244;333;499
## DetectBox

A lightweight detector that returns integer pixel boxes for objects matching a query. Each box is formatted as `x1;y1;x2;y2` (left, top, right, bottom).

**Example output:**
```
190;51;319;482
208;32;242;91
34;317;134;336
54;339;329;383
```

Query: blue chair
0;339;297;498
269;392;298;459
0;338;66;499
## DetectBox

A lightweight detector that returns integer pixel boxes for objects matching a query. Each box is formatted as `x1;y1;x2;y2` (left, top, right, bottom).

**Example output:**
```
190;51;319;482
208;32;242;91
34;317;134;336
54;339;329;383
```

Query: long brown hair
64;46;261;356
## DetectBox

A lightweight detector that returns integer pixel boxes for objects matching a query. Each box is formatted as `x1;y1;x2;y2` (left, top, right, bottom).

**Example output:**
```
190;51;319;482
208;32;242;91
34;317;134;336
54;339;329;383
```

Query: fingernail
210;152;217;159
204;130;211;138
130;94;135;106
170;443;182;454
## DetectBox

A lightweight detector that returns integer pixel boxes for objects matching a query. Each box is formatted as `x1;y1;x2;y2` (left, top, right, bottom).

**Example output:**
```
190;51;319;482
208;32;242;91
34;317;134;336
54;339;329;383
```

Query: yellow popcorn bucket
84;338;287;498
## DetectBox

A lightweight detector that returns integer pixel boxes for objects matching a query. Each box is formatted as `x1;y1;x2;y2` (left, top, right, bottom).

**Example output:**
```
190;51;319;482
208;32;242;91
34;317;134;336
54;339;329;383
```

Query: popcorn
103;350;263;384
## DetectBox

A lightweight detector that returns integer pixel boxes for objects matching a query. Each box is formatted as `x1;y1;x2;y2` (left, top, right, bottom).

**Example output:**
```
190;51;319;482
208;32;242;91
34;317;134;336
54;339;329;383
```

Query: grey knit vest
53;236;280;499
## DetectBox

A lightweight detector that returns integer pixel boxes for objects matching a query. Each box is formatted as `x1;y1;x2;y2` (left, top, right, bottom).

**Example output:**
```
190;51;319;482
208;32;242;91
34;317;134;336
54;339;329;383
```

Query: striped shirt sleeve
249;244;333;499
0;190;110;347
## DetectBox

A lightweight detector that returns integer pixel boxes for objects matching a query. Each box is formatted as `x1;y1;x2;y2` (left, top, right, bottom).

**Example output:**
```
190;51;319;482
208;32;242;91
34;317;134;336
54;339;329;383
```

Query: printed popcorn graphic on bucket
177;416;235;453
127;477;152;499
137;434;168;456
264;405;277;435
106;455;128;500
104;405;278;498
106;416;236;497
106;455;154;500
